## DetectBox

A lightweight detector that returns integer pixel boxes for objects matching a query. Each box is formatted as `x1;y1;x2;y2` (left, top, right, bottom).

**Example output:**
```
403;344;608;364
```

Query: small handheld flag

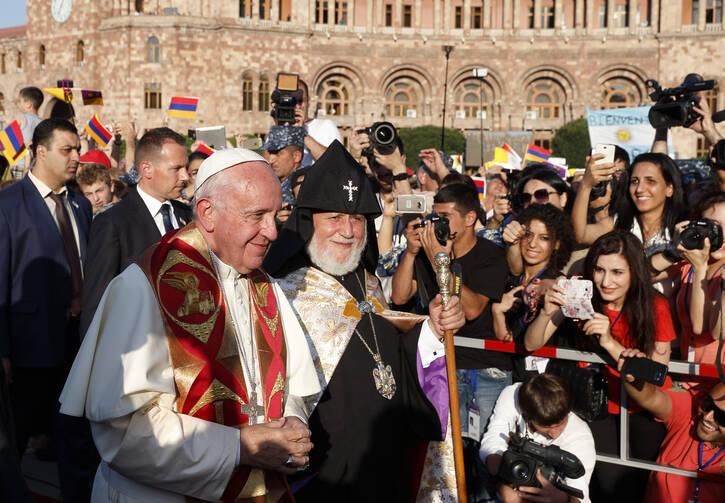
501;143;522;165
43;87;74;103
81;90;103;106
168;96;199;119
471;176;486;203
86;115;113;148
194;143;215;156
523;144;551;164
0;121;27;165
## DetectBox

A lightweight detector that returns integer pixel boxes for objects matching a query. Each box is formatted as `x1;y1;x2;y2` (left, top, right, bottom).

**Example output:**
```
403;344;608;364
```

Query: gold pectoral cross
241;390;264;425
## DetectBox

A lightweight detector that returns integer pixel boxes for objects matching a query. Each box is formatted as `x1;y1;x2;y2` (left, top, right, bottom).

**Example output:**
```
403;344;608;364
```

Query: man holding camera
391;184;509;451
618;349;725;503
293;80;342;166
260;125;305;223
480;373;596;503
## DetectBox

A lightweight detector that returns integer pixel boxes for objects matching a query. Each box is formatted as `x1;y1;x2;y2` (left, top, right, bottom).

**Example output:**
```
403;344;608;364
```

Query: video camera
270;73;303;125
498;432;585;500
413;212;451;246
646;74;715;129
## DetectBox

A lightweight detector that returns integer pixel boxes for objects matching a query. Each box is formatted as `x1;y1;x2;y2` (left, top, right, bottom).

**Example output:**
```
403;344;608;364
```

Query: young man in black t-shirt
392;183;510;433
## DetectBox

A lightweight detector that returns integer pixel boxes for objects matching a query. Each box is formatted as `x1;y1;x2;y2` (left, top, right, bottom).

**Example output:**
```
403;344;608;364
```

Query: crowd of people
0;78;725;503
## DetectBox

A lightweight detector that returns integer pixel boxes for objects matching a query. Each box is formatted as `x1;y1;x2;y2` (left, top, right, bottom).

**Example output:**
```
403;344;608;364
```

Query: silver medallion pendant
372;355;396;400
356;299;374;314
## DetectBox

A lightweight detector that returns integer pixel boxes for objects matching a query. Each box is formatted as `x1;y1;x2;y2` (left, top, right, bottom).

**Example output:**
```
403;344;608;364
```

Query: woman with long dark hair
525;230;675;503
492;204;574;382
569;152;684;256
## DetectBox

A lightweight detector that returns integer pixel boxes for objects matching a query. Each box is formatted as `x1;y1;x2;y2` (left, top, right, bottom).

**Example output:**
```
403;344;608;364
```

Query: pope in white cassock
60;149;321;502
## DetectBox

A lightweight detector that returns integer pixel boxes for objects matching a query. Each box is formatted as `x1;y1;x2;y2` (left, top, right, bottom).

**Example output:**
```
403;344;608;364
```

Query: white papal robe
60;262;320;502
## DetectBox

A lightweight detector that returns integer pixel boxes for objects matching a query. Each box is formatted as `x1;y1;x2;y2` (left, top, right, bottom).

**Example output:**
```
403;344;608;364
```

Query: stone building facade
0;0;723;160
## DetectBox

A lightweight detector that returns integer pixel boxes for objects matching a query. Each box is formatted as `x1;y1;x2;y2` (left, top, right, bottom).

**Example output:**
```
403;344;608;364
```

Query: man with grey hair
60;148;320;502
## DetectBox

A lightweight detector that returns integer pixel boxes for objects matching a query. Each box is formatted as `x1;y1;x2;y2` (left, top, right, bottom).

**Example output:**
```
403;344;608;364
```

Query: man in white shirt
480;373;596;503
61;148;320;502
80;127;193;338
295;79;342;166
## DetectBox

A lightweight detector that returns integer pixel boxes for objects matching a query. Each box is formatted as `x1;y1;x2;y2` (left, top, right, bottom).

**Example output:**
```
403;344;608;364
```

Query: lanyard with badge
689;442;725;503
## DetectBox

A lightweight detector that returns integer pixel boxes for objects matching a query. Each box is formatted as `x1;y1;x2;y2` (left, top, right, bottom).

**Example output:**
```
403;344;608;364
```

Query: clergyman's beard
306;230;368;276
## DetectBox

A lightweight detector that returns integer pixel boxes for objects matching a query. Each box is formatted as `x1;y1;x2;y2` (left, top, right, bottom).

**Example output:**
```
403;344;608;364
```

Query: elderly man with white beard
264;140;465;503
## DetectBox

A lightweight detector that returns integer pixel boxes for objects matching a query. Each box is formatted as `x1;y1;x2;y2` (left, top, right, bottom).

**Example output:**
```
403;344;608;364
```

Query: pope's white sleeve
73;265;240;500
275;282;321;422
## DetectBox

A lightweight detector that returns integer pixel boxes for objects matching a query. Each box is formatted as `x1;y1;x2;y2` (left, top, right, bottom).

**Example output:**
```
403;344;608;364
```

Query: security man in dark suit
0;118;93;500
81;127;192;336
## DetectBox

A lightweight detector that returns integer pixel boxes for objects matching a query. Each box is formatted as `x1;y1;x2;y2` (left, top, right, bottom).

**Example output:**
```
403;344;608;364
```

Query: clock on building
51;0;72;23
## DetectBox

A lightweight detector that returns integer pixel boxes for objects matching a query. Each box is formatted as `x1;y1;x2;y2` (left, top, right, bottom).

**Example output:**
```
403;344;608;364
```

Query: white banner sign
586;106;657;161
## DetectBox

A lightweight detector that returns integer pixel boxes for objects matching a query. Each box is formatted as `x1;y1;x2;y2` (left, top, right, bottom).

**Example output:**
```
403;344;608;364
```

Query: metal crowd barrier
454;336;725;484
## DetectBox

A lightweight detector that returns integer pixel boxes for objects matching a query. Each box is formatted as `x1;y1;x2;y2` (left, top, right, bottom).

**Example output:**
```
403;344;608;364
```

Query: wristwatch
392;173;409;181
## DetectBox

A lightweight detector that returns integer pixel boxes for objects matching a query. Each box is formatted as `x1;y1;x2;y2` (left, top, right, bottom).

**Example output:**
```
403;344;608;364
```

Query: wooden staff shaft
434;252;467;503
444;327;467;503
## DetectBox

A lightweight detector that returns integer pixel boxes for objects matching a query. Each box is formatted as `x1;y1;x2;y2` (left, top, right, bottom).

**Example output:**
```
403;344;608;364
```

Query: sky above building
0;0;27;29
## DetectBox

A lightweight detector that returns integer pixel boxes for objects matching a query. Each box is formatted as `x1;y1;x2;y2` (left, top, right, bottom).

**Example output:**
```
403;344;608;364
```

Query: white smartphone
592;144;615;166
395;194;427;214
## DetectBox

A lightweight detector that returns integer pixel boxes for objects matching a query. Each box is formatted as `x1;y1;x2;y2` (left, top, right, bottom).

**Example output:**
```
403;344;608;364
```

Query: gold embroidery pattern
156;249;221;344
161;271;215;317
250;276;280;338
265;372;285;420
187;378;245;417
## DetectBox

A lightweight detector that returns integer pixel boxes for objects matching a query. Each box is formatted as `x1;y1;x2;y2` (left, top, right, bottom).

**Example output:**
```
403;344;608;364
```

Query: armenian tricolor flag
85;114;113;147
168;96;199;119
81;90;103;106
194;143;215;156
0;121;27;165
471;176;486;202
523;144;551;164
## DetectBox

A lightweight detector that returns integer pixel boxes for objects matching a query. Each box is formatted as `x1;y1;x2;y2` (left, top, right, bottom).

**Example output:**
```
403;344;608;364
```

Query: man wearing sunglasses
618;348;725;503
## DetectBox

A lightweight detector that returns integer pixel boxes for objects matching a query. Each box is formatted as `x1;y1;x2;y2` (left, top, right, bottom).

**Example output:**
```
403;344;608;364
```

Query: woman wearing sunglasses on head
491;204;574;383
525;230;675;503
571;152;684;257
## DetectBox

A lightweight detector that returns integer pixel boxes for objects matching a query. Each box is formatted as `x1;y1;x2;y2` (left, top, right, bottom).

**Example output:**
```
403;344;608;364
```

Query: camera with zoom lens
498;432;585;500
357;122;398;157
646;75;715;129
413;212;451;246
270;73;303;126
679;218;723;251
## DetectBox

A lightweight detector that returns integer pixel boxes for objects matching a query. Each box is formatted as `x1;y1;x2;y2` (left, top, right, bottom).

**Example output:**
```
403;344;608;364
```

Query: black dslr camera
357;122;398;157
270;73;303;125
414;213;451;246
680;218;723;251
646;74;715;129
498;432;585;500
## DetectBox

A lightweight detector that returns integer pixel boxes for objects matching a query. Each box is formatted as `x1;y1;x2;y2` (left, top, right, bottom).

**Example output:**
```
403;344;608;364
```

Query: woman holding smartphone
525;230;675;503
491;204;574;382
571;152;684;256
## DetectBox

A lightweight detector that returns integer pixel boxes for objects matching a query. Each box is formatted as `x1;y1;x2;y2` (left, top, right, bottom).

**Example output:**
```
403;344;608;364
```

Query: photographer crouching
480;373;596;503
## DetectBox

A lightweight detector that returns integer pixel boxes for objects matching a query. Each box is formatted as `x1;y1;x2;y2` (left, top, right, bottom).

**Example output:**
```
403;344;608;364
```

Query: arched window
385;78;421;118
600;78;639;109
76;40;84;64
454;80;488;119
258;74;270;112
526;79;563;119
147;36;160;63
317;79;351;116
1;53;5;74
242;72;254;111
16;50;22;69
705;84;720;113
39;44;45;67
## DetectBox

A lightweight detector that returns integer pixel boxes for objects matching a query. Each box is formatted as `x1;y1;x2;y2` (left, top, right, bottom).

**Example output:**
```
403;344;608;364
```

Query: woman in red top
526;230;675;503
